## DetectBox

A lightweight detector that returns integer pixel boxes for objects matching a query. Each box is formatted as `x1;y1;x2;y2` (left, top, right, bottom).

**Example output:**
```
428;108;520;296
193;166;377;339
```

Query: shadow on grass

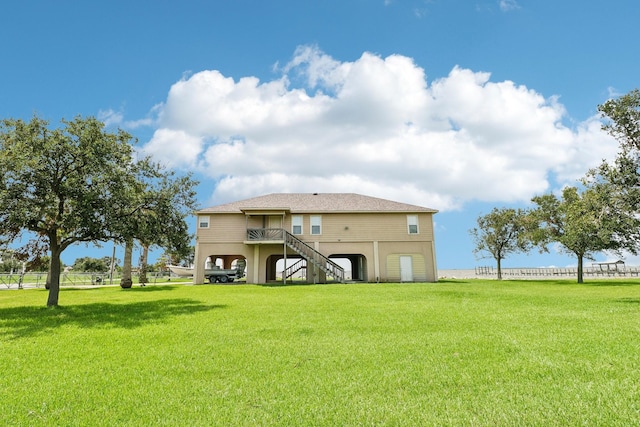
496;279;579;285
59;285;182;292
259;282;325;288
0;298;226;340
482;278;640;287
615;297;640;303
436;279;474;284
583;280;640;287
126;285;182;292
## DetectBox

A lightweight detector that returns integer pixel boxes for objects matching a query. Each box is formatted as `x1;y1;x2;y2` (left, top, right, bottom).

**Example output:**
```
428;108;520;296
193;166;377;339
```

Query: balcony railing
247;228;285;241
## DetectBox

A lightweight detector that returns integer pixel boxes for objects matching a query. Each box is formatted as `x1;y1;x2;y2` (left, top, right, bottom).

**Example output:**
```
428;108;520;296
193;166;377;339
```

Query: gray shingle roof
198;193;438;214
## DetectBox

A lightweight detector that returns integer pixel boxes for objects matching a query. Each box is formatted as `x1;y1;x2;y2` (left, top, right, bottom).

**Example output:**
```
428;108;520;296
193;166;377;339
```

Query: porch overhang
241;208;290;216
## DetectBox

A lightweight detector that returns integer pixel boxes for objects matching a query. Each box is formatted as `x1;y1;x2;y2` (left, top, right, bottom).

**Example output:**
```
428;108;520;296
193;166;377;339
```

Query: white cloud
498;0;520;12
142;128;203;168
98;107;157;129
98;109;124;127
142;46;618;211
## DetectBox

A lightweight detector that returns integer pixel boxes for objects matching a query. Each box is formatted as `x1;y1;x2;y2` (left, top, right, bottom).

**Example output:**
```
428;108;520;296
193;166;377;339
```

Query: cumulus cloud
143;128;203;168
142;45;618;211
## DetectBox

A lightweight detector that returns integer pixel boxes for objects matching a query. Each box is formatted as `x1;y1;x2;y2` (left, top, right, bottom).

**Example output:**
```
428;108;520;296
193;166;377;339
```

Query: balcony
245;228;285;243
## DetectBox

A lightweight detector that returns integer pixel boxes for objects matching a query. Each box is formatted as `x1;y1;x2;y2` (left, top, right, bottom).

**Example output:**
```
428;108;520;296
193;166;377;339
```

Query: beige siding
386;254;426;282
293;212;434;242
195;209;437;284
378;241;435;282
197;212;435;242
317;242;375;258
197;214;247;243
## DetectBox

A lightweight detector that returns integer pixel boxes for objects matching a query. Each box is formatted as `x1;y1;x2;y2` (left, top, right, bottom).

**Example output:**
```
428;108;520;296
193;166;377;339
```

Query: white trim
407;215;418;234
310;215;322;235
292;215;303;235
198;215;210;228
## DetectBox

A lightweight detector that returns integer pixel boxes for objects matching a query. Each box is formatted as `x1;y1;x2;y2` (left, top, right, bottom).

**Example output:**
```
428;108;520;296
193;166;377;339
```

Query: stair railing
283;258;307;280
246;228;345;283
284;231;345;282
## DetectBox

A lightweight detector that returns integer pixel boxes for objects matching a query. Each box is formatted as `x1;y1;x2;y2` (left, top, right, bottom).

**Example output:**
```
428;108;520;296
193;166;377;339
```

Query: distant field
1;280;639;426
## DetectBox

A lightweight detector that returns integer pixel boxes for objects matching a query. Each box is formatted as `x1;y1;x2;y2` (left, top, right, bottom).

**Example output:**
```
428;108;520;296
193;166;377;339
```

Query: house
193;193;438;284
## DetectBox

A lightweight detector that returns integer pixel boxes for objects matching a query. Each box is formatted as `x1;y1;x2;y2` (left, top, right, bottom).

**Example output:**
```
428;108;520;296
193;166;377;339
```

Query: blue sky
2;0;639;270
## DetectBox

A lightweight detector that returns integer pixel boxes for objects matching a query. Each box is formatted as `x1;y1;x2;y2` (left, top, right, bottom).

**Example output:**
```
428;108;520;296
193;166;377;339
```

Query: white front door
400;256;413;282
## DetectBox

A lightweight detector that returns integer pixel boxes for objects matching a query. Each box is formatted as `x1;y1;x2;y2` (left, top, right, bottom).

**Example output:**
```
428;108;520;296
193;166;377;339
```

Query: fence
0;272;174;290
475;266;640;278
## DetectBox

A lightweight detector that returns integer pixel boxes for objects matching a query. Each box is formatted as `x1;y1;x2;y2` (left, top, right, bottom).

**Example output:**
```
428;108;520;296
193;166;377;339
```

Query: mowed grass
1;280;640;426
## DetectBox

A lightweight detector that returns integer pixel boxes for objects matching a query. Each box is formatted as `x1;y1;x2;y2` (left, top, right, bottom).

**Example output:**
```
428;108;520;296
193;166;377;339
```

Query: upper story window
198;215;210;228
310;215;322;235
407;215;419;234
292;215;303;235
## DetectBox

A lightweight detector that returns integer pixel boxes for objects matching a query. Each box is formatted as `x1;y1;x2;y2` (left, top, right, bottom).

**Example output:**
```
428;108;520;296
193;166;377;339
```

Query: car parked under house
193;193;438;284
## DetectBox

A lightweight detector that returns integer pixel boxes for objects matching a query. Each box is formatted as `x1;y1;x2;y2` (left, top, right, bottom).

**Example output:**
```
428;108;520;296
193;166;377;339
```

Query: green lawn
1;280;639;426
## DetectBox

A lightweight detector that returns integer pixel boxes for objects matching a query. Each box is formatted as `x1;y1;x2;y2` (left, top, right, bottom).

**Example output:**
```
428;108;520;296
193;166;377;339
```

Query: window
310;215;322;235
407;215;418;234
292;215;303;235
198;215;210;228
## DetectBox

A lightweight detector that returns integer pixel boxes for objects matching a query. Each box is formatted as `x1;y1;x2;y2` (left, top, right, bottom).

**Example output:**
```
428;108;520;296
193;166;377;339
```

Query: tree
27;254;50;272
139;244;150;285
116;164;198;288
469;208;531;280
1;116;199;302
120;238;135;288
0;116;144;306
528;184;633;283
599;89;640;153
164;246;195;267
523;89;640;283
561;89;640;272
596;90;640;212
0;250;22;273
72;256;111;273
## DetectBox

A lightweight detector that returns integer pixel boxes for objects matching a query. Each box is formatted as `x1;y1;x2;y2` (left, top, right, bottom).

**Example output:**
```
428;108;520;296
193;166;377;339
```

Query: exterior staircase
283;258;306;280
246;228;345;283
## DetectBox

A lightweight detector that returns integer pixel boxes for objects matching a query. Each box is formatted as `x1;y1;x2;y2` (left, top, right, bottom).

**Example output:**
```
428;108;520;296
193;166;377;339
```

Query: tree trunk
139;244;149;286
496;257;503;280
120;239;133;288
577;255;584;284
47;239;62;307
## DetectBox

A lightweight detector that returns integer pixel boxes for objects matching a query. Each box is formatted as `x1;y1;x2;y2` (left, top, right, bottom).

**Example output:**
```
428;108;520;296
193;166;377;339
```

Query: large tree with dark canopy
580;89;640;260
528;182;638;283
0;115;197;305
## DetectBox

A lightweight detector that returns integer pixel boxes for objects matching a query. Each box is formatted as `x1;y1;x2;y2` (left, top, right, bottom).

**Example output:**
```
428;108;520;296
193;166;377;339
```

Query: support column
313;242;327;283
193;241;205;284
431;240;438;282
283;240;287;285
373;241;380;282
252;245;260;284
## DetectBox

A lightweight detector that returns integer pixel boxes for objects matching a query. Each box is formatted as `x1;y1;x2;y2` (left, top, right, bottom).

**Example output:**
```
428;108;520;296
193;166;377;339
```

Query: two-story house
194;193;438;284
